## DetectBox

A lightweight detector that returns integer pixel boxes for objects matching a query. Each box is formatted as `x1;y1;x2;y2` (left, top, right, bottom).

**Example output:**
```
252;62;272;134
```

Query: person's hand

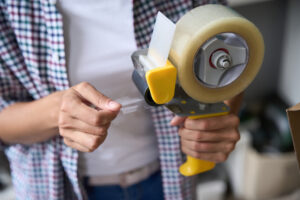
170;113;240;163
58;82;121;152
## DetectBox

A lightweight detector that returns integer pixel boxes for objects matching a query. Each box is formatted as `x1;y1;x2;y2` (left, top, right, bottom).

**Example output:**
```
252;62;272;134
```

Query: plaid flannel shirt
0;0;226;199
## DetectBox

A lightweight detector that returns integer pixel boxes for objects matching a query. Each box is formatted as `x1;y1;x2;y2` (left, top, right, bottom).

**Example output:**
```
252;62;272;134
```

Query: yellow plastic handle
179;112;229;176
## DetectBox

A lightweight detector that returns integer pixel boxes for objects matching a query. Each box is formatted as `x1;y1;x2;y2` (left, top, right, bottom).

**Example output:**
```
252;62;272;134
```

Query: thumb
170;116;187;126
106;100;122;112
73;82;121;112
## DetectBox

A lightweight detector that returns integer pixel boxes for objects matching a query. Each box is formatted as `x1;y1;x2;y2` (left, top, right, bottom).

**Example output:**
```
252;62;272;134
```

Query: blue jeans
84;170;164;200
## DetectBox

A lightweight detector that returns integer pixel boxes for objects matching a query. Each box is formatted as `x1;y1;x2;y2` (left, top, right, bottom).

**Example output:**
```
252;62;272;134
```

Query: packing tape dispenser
131;4;264;176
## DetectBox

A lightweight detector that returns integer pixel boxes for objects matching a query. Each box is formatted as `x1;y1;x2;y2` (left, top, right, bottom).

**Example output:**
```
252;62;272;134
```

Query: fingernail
109;101;120;110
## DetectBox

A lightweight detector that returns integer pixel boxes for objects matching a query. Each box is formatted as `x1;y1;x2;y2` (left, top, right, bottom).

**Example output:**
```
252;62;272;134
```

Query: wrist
45;91;65;130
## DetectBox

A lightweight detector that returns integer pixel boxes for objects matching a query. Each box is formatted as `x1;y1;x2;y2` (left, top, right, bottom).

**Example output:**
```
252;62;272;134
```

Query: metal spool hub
194;33;249;88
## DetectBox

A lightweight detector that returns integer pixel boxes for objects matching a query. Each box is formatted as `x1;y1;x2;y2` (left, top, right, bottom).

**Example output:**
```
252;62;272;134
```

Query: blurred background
0;0;299;199
197;0;300;199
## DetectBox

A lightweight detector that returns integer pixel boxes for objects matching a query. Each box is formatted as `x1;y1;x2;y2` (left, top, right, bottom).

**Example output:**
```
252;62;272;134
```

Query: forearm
0;91;63;145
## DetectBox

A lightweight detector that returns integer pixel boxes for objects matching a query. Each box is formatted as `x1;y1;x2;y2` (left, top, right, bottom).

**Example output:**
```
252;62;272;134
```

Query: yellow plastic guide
145;60;177;104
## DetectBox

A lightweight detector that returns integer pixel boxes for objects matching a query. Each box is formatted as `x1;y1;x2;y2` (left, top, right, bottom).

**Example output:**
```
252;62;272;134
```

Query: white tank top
57;0;159;176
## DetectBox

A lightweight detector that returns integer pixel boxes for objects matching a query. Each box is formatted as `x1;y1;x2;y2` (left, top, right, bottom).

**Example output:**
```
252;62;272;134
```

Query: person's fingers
60;84;120;127
63;138;91;152
60;90;98;118
184;114;239;131
178;127;240;143
181;138;236;154
80;109;117;127
60;129;106;152
58;114;109;136
170;116;186;126
181;145;228;163
73;82;121;111
59;103;116;127
179;114;240;163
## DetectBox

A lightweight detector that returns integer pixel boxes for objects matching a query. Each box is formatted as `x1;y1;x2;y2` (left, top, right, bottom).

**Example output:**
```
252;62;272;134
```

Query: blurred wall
230;0;287;102
278;0;300;106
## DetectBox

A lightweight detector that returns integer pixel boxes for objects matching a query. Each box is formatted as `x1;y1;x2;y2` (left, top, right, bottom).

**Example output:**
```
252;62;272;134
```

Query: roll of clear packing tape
169;4;264;103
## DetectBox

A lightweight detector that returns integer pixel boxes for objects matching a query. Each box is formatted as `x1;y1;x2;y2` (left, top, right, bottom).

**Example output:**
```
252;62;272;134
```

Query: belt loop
120;173;127;188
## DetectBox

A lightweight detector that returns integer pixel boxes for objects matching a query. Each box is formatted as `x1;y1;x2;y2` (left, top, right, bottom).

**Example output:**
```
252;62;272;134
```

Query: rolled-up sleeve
0;4;34;149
